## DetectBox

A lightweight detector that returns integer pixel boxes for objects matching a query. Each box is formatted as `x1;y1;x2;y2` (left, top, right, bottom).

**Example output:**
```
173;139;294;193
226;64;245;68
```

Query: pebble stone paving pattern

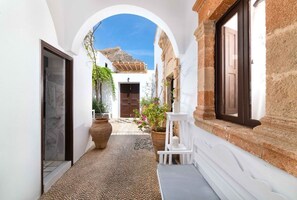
110;118;150;135
41;119;161;200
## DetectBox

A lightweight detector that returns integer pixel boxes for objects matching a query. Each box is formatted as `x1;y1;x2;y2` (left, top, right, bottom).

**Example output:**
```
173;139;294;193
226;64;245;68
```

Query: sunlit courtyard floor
41;118;161;200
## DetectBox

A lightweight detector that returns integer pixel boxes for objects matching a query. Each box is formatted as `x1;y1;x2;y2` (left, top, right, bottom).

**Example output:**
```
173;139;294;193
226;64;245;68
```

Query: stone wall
193;0;297;177
158;31;182;135
158;31;181;113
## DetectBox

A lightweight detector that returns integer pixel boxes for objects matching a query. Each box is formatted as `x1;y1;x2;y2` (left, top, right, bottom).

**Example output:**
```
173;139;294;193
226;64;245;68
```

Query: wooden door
120;84;140;118
223;27;238;115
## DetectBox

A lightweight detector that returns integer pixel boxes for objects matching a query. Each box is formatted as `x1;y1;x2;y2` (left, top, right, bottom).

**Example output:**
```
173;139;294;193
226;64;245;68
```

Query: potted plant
90;99;112;149
89;117;112;149
85;25;114;149
134;97;169;160
92;98;110;119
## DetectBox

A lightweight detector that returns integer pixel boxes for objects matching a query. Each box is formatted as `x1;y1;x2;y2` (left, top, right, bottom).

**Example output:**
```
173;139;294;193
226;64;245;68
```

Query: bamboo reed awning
112;61;147;73
99;47;147;73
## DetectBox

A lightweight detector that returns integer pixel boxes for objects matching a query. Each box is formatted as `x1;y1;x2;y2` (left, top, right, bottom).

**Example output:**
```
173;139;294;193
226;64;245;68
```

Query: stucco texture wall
0;0;92;199
0;1;60;199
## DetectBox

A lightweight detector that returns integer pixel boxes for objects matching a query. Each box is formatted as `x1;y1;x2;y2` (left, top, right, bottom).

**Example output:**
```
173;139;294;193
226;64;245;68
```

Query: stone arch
71;5;180;57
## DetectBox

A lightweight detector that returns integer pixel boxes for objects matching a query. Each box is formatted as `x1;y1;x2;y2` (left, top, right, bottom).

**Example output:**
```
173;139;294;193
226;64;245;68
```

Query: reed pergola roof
112;61;147;73
99;47;147;73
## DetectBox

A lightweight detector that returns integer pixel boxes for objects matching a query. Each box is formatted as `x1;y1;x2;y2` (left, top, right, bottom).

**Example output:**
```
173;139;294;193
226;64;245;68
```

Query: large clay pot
151;129;166;161
89;118;112;149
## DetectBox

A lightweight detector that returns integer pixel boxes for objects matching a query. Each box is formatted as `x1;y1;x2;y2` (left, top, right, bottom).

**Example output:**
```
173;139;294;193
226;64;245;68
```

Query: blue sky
93;14;157;70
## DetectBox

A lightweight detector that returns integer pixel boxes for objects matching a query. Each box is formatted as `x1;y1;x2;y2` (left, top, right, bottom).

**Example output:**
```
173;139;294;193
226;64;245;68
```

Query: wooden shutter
223;27;238;115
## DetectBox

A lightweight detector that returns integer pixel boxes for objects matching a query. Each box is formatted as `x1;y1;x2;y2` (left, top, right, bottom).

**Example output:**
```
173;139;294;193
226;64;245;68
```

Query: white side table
165;112;191;164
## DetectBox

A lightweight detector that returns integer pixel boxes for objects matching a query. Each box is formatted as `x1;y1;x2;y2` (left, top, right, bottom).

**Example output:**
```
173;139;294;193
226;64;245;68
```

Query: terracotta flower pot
151;129;166;161
89;118;112;149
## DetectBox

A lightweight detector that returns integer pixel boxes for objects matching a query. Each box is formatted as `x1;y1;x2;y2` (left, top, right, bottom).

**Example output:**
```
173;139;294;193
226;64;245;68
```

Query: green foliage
140;97;155;107
92;65;116;97
92;98;107;113
83;25;115;102
134;97;169;131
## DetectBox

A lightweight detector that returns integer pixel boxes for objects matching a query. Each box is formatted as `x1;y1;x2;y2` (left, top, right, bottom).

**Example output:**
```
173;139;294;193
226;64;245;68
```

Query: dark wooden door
223;27;238;115
120;84;140;118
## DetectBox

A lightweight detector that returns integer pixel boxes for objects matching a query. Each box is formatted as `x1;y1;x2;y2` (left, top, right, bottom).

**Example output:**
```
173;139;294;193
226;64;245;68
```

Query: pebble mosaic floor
110;118;150;135
41;119;161;200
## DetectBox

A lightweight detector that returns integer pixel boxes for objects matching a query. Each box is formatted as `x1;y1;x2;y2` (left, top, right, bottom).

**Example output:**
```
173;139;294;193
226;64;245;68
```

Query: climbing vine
83;23;115;104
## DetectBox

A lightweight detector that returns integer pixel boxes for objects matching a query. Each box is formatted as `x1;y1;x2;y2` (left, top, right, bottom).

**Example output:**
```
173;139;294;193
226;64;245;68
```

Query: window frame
215;0;260;127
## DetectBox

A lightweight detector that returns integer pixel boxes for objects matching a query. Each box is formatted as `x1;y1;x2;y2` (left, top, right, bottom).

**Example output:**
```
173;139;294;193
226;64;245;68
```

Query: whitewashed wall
73;47;93;163
179;38;198;117
178;37;198;150
47;0;193;56
191;124;297;200
154;27;164;103
96;51;115;71
0;1;59;199
0;0;92;199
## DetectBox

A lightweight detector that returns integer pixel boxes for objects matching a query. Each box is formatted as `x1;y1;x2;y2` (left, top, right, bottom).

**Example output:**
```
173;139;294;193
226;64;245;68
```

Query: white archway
71;5;180;57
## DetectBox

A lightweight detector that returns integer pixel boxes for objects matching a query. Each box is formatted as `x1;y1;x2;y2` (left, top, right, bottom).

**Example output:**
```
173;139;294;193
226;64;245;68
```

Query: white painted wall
73;47;93;163
96;51;115;71
179;38;198;117
46;0;197;56
191;124;297;200
0;0;92;199
0;1;59;199
153;0;198;117
154;27;165;103
0;0;57;199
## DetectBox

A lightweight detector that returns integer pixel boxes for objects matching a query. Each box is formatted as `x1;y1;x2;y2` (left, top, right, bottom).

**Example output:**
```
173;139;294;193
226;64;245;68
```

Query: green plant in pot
84;24;115;115
134;97;169;160
85;24;113;149
92;98;109;119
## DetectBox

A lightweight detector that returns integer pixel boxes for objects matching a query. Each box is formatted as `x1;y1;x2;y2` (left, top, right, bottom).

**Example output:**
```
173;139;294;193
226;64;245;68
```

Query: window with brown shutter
215;0;260;127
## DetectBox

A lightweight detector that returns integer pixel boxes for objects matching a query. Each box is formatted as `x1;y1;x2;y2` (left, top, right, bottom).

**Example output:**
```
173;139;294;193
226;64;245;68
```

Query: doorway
41;41;73;193
120;83;140;118
166;75;174;112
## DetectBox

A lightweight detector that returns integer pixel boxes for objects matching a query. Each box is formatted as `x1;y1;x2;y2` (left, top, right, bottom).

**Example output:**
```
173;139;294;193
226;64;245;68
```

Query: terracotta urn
89;118;112;149
151;128;166;161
